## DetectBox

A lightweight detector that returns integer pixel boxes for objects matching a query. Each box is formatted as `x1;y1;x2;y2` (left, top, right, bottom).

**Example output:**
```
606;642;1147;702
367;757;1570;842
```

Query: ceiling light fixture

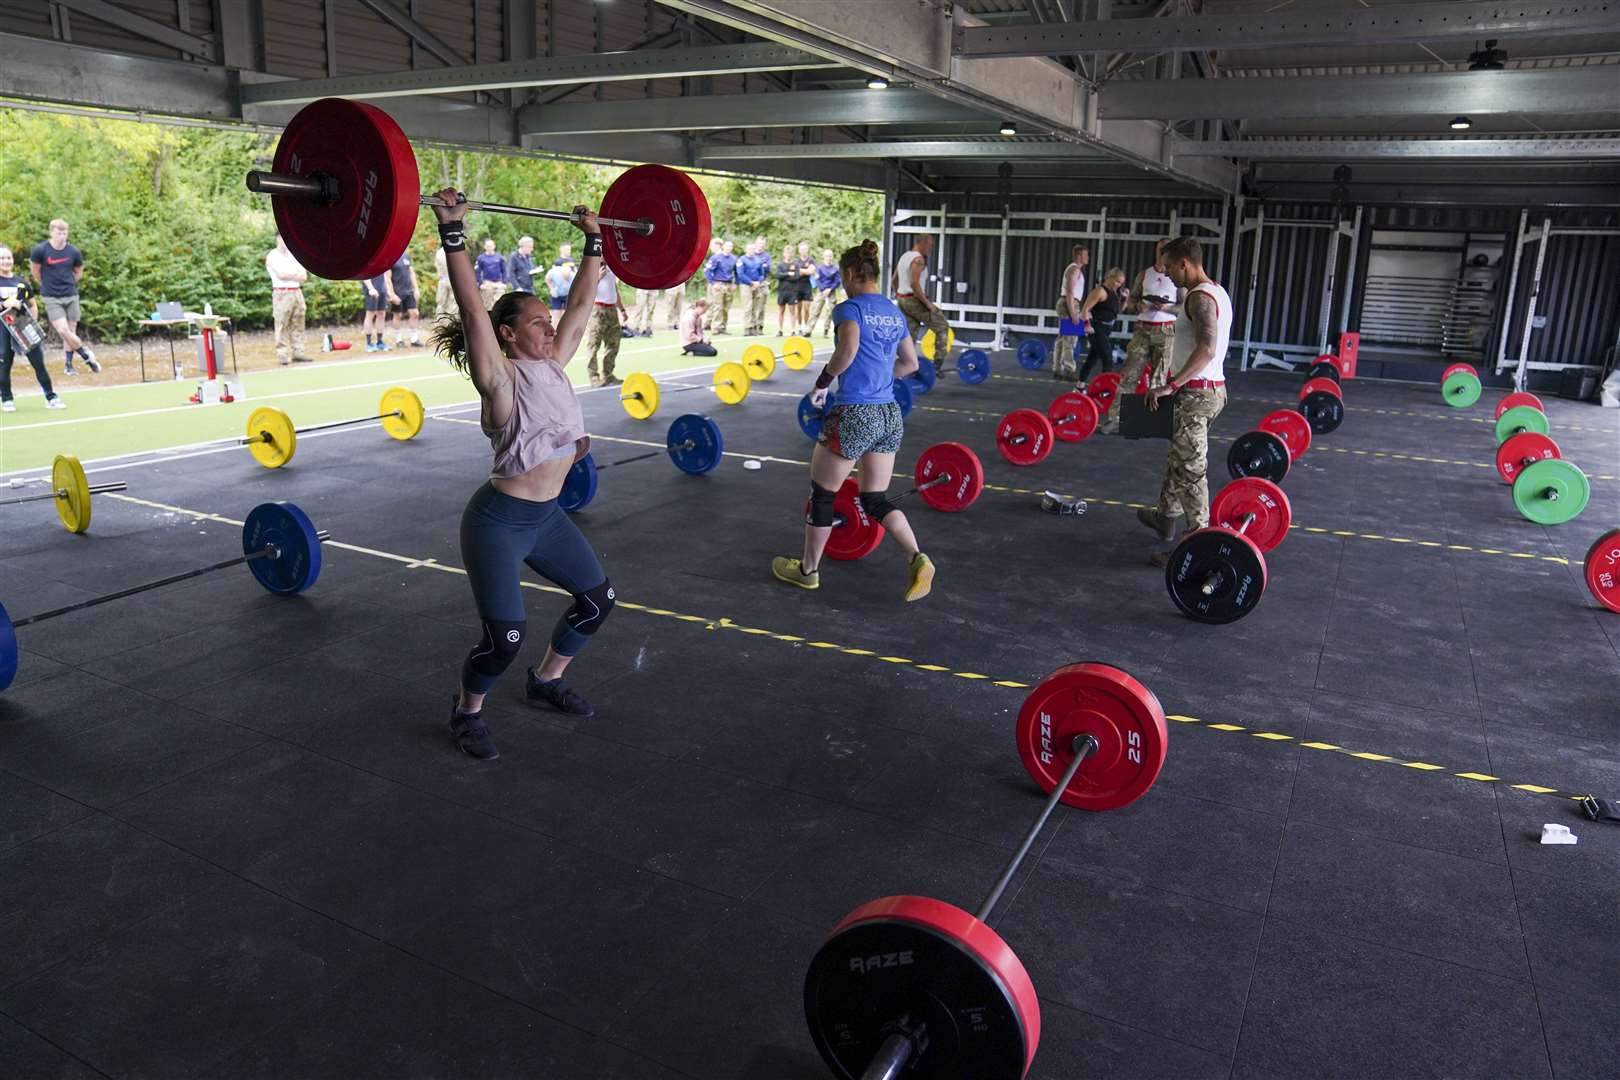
1450;115;1473;130
866;76;889;90
1000;120;1018;136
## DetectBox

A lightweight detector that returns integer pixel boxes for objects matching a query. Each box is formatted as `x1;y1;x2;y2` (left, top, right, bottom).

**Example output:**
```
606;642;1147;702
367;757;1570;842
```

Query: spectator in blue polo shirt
704;240;738;334
737;241;770;336
809;248;843;337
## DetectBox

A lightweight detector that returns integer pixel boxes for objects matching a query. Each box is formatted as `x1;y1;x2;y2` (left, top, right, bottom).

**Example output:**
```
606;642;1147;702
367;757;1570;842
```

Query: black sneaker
525;668;595;717
448;698;499;759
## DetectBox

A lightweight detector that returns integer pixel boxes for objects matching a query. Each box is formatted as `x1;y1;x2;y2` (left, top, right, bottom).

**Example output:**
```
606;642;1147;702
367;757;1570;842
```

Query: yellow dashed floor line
102;491;1592;803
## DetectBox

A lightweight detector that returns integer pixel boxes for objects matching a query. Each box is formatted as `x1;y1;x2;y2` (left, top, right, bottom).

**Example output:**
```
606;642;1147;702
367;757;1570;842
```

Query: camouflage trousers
745;283;769;334
1053;300;1081;379
1156;384;1227;530
705;283;735;331
897;295;950;357
586;305;622;381
1107;322;1175;423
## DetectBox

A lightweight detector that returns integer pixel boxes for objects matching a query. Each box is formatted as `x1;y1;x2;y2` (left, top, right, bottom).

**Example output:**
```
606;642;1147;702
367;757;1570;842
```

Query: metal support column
1239;206;1263;369
881;167;898;297
935;200;949;306
1317;228;1340;354
1512;217;1552;391
1336;206;1362;341
1096;206;1107;276
1494;209;1529;375
995;206;1010;349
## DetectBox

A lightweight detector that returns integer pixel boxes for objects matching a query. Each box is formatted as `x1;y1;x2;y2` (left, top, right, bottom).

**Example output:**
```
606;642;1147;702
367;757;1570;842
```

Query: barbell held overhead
245;172;656;237
247;98;710;289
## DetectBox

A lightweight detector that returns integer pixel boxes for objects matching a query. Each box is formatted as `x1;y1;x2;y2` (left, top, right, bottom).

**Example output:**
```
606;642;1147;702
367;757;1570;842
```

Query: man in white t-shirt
892;235;955;371
1103;237;1181;433
1052;243;1090;380
585;265;628;387
264;235;312;365
1138;236;1233;563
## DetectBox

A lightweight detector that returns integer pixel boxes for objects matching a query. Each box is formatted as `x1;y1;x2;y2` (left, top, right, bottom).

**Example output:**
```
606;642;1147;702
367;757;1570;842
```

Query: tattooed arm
1145;289;1219;410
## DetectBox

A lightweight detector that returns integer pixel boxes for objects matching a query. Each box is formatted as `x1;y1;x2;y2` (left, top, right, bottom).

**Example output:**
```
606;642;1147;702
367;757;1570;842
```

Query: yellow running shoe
772;556;820;590
905;552;935;602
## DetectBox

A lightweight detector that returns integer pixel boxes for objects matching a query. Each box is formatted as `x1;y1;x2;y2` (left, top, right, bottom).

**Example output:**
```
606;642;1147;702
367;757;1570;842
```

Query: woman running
430;189;614;760
772;240;934;602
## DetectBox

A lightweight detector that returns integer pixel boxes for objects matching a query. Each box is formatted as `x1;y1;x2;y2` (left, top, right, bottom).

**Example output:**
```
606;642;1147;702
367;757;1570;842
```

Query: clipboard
1119;392;1174;440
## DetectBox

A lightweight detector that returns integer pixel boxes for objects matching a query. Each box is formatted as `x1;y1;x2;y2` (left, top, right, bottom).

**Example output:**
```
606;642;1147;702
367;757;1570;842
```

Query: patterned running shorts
819;402;904;460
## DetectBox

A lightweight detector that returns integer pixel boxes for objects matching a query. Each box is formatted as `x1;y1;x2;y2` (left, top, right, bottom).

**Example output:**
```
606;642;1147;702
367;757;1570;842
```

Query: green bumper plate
1441;371;1481;409
1495;404;1549;445
1512;458;1590;525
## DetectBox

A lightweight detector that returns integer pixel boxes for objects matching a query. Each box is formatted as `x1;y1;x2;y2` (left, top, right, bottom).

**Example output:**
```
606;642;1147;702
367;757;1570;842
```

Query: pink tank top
484;357;587;477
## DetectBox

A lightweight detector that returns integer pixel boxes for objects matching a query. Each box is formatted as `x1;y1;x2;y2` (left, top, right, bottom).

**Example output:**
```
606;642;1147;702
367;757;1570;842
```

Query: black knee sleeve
564;579;616;637
859;490;898;522
464;619;525;681
807;481;837;527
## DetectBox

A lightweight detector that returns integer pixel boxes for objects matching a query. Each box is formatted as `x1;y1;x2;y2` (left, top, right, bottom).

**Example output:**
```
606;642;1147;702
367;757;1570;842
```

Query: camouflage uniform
1155;385;1227;529
1052;300;1081;380
586;304;622;383
746;282;769;335
1107;322;1175;424
898;295;951;360
628;289;660;335
706;283;735;332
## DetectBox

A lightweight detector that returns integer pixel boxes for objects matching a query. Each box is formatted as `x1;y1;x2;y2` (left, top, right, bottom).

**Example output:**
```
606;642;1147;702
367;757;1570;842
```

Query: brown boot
1136;506;1179;542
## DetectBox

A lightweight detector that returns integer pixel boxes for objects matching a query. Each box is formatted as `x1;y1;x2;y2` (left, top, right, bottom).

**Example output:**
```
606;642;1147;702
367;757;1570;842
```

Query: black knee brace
464;619;525;681
564;579;616;637
859;490;898;522
807;481;837;527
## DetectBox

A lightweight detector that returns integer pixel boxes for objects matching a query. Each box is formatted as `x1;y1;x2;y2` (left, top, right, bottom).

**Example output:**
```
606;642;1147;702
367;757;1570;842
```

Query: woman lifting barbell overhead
773;240;936;602
429;188;614;761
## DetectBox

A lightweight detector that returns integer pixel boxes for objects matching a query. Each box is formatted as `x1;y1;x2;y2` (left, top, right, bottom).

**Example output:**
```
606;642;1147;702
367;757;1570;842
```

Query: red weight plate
916;442;984;512
1585;529;1620;614
1441;361;1478;384
1494;391;1545;420
1085;370;1122;409
823;895;1041;1076
822;478;884;561
1298;376;1343;402
1210;476;1292;553
599;164;712;290
1495;431;1561;485
270;98;420;280
1257;409;1312;460
1015;662;1169;811
1048;391;1099;443
996;408;1055;467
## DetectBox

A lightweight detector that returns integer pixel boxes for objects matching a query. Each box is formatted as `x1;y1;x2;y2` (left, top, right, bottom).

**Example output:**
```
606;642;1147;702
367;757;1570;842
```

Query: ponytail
431;290;533;374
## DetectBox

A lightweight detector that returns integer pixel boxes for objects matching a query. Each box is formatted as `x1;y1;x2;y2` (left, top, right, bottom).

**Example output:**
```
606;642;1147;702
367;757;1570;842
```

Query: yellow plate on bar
712;362;751;406
620;371;660;420
51;454;91;534
379;386;425;440
919;327;955;362
247;406;297;468
741;344;776;381
782;335;814;370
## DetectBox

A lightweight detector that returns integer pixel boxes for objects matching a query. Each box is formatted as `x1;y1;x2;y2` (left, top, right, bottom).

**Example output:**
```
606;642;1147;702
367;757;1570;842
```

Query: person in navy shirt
772;239;933;602
1;244;64;411
703;240;737;334
29;219;98;376
360;272;393;352
808;248;843;337
475;238;507;309
736;241;770;336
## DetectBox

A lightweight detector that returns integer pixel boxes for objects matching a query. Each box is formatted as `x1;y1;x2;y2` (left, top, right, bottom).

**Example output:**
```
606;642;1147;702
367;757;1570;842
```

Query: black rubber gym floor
2;352;1617;1079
